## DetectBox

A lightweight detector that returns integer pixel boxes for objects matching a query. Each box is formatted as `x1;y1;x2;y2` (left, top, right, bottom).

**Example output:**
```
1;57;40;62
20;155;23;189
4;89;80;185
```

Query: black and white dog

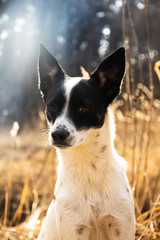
37;43;135;240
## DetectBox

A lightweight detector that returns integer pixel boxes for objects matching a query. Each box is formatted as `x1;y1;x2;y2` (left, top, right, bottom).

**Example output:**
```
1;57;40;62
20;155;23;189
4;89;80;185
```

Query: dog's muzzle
51;129;70;147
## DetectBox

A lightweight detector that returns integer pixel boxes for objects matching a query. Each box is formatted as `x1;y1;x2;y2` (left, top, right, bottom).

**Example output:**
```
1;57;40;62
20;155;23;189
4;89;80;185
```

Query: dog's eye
79;105;90;112
48;104;57;111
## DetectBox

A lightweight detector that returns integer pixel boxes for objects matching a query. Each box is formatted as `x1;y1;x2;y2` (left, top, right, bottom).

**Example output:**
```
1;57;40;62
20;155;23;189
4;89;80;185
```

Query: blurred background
0;0;160;239
0;0;159;127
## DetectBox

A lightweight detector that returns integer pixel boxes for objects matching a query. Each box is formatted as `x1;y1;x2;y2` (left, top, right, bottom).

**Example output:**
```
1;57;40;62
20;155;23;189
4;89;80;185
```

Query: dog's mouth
50;140;72;149
54;143;71;149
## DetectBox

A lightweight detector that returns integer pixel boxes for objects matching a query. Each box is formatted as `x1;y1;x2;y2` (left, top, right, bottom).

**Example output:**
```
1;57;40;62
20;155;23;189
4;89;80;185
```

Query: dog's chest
54;170;133;240
55;162;131;220
54;181;107;238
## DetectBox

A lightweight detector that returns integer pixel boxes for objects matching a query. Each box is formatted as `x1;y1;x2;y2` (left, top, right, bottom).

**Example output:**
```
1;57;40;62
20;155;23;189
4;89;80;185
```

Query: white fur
64;77;84;101
37;107;135;240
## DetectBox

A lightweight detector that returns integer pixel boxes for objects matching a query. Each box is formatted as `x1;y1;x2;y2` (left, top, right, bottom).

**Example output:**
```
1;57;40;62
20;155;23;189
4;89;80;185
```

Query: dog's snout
52;130;70;144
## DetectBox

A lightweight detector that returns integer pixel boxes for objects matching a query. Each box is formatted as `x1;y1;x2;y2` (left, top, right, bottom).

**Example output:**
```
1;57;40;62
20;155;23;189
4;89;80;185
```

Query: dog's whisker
38;129;51;149
38;128;50;138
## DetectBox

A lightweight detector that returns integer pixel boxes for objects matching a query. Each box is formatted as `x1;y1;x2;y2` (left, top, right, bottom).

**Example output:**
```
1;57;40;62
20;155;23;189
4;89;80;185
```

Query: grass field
0;99;160;239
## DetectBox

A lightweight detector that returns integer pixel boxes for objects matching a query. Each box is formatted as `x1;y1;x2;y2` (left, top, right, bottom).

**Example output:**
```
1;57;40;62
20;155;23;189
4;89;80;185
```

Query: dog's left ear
90;47;125;105
38;43;65;100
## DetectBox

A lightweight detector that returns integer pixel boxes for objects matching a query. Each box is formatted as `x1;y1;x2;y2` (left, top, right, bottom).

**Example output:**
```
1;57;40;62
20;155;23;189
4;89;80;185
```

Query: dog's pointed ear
38;43;65;100
90;47;125;105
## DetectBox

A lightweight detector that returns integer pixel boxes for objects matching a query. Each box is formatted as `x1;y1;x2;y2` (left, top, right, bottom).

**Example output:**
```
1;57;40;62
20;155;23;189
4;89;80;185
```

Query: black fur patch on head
45;84;66;124
67;79;107;130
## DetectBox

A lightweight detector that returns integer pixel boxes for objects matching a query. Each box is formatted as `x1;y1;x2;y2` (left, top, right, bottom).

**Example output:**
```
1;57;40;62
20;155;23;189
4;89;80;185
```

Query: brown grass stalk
137;195;160;240
11;175;30;226
4;159;13;227
143;0;154;172
0;226;35;239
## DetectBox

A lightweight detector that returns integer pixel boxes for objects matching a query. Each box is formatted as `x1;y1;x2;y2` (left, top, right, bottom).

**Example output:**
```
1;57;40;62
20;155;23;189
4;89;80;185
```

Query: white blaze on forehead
64;77;84;102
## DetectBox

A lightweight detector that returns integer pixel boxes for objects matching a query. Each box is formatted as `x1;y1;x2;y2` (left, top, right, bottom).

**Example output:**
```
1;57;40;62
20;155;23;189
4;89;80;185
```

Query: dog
37;43;135;240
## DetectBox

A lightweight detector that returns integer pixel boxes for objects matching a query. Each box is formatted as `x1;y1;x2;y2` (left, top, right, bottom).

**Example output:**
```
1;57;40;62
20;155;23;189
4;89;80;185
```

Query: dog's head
38;43;125;148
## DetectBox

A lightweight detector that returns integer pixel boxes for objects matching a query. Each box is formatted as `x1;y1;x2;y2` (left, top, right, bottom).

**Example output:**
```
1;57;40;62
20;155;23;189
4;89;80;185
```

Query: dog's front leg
37;200;60;240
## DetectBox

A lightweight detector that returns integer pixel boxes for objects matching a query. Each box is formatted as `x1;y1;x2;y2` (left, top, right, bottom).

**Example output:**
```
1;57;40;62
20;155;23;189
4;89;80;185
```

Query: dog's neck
55;109;119;189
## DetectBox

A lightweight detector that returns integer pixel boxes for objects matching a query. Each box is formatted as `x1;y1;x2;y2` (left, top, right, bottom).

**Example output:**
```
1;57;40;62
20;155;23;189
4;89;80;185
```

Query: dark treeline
0;0;159;127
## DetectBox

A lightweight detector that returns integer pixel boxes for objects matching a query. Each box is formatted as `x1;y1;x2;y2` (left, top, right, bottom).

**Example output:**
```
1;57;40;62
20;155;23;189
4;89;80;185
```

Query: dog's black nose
52;130;70;144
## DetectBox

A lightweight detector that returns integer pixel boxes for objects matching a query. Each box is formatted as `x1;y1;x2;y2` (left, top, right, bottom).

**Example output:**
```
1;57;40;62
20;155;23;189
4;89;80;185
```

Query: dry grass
0;93;160;239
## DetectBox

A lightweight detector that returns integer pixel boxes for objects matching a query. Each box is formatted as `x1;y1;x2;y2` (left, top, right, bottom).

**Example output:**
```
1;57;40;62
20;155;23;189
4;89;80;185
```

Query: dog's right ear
38;43;65;100
90;47;125;105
